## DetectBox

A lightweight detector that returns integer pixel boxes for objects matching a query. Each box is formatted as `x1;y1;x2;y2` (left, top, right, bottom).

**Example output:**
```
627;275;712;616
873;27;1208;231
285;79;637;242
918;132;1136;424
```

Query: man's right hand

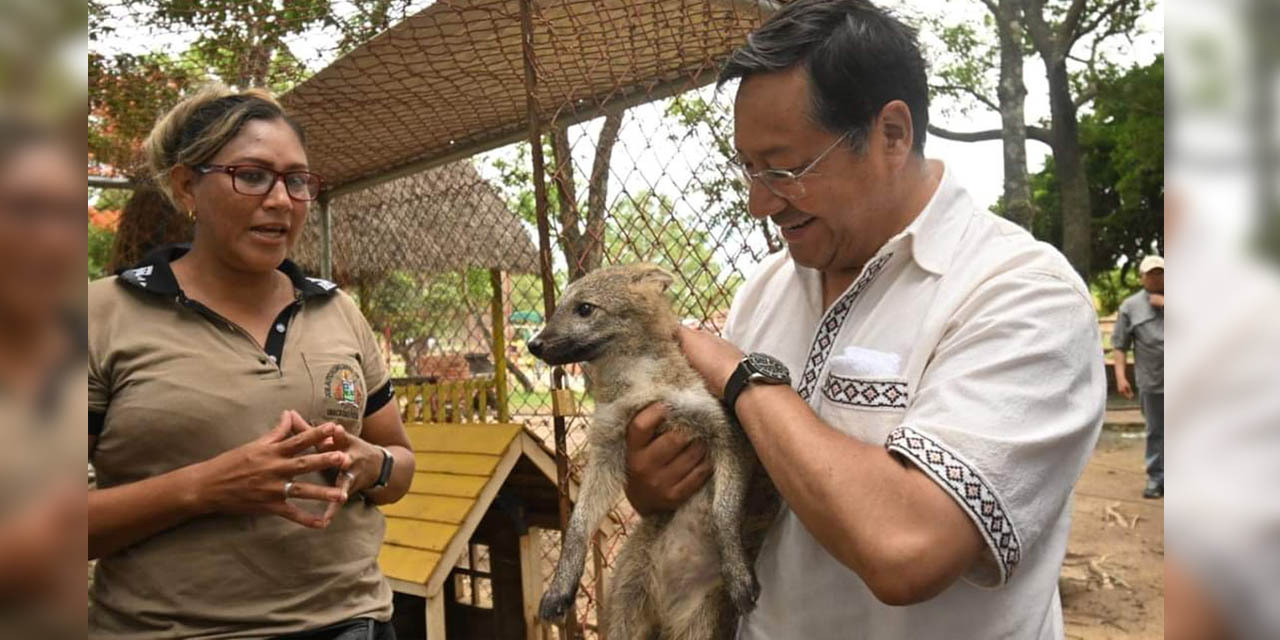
624;402;713;516
1116;375;1134;399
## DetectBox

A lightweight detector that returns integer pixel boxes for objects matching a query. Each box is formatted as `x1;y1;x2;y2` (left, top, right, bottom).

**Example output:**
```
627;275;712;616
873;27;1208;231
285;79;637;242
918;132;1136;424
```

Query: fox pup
528;263;765;640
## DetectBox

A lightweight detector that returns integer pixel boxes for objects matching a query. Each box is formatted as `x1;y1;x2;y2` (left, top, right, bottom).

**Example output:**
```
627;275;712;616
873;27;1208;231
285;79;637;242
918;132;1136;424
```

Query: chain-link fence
90;1;779;637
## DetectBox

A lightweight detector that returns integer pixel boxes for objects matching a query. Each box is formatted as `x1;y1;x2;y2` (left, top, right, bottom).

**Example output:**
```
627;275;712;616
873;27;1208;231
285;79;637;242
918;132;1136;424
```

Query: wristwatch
370;446;394;489
722;352;792;419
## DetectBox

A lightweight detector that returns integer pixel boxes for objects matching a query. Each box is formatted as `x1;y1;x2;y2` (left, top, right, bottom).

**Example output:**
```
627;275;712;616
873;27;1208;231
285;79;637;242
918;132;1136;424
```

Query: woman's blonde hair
143;83;306;206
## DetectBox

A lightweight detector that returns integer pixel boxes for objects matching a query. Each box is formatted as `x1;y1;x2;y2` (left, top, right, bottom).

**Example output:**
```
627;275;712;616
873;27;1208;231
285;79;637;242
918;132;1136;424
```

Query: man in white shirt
622;1;1106;637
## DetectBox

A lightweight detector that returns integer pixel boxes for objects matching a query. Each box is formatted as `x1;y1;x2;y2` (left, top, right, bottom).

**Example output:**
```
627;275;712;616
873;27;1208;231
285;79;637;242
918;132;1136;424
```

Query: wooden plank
415;452;501;476
384;518;460;552
409;472;488;498
520;530;542;640
379;544;441;585
490;268;510;423
427;592;446;640
406;424;522;455
425;440;522;598
434;383;448;422
382;494;474;523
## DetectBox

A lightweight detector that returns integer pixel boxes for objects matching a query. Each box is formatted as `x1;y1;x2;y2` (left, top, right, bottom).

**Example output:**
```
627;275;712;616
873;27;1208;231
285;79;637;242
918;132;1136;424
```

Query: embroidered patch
797;253;893;402
885;426;1022;583
823;374;908;409
323;364;364;421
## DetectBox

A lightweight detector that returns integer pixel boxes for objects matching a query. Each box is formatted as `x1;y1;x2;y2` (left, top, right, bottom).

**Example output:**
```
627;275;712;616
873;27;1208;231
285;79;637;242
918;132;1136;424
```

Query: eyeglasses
194;164;325;201
734;133;849;201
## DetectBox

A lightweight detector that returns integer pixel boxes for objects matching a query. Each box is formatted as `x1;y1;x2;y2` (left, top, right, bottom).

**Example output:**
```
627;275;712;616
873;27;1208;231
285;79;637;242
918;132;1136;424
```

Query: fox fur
528;263;776;640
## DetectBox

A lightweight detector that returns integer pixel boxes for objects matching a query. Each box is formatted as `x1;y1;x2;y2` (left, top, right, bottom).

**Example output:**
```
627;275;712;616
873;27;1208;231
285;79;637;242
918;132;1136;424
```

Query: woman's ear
169;165;198;214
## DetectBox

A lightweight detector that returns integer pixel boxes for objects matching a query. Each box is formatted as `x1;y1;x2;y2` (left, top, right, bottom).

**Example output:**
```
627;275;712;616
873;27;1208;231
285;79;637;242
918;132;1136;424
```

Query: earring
187;209;196;222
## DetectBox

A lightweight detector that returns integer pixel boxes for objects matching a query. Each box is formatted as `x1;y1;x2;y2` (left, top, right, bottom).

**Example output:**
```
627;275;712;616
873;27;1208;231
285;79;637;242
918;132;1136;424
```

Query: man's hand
1148;292;1164;309
675;326;745;399
624;403;712;516
1116;374;1134;399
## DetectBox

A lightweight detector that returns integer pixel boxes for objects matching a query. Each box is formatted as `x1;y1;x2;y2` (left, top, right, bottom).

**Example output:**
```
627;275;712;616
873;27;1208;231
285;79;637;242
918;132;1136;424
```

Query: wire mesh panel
89;1;778;637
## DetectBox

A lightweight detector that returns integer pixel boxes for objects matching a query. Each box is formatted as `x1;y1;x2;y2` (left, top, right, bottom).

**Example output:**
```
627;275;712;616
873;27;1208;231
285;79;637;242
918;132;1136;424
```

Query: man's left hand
1149;292;1164;308
675;326;745;399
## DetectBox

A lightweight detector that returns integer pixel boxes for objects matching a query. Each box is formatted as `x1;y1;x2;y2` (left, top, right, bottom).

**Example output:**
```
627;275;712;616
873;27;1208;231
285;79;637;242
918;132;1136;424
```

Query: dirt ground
1061;427;1164;639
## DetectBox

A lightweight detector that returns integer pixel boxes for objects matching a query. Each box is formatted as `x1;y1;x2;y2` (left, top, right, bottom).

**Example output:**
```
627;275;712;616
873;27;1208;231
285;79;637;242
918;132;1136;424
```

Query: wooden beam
519;529;543;640
490;268;510;422
425;442;523;597
426;592;446;640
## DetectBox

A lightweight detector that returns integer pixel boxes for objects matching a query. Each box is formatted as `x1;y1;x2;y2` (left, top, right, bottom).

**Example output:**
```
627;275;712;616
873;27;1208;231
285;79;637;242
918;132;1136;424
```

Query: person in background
1112;254;1164;499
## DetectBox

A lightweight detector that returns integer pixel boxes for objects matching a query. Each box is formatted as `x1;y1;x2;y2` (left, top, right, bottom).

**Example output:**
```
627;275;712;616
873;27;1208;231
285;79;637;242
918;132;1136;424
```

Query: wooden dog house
379;423;614;640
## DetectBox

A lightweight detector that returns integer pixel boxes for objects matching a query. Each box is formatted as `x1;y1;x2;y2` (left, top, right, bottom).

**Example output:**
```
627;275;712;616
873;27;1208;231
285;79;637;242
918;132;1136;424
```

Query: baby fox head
528;263;677;365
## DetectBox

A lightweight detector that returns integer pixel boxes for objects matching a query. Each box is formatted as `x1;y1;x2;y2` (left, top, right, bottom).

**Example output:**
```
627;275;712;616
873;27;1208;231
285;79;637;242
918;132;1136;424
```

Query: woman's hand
192;411;352;529
285;412;385;512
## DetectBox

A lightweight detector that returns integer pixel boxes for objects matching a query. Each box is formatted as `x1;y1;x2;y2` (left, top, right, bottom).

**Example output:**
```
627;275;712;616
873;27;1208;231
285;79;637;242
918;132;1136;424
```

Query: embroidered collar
116;244;339;299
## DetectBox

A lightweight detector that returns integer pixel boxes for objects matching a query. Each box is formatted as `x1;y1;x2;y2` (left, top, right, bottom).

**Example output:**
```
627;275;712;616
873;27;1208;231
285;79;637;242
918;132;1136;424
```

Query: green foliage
604;191;743;318
995;57;1164;284
1089;266;1141;316
88;224;116;281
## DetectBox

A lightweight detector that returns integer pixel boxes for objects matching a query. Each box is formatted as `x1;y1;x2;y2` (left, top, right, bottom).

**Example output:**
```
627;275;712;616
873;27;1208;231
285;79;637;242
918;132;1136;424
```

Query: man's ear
169;165;198;214
630;263;674;293
876;100;914;164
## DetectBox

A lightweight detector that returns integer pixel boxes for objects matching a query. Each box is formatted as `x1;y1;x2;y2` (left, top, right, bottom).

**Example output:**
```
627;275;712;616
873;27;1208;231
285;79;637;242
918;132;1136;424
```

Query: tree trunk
550;108;624;282
1045;51;1092;277
995;0;1035;230
1024;0;1093;278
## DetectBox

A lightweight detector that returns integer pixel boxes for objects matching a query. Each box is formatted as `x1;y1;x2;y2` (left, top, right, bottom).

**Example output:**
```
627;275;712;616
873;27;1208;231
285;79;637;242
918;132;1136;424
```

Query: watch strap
372;446;393;489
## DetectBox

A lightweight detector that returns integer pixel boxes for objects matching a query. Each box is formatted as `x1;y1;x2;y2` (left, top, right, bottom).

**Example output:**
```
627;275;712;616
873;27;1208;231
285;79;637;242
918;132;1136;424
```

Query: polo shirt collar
885;162;972;276
116;244;339;299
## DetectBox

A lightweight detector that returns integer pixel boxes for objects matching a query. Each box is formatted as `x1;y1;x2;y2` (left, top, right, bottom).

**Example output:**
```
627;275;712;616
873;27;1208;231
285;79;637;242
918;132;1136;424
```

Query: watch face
746;352;791;384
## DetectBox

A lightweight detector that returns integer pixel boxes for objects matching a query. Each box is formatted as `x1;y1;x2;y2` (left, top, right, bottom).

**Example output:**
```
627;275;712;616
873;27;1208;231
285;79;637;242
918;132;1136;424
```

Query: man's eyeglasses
734;133;849;201
194;164;326;202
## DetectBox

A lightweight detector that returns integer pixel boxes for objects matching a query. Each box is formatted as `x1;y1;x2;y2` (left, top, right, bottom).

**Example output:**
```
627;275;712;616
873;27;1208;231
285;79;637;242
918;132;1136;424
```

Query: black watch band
371;446;394;489
722;352;792;420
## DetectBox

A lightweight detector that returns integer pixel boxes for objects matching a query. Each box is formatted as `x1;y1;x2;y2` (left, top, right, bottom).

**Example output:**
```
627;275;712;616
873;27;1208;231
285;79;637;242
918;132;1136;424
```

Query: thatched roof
292;160;538;283
281;0;772;196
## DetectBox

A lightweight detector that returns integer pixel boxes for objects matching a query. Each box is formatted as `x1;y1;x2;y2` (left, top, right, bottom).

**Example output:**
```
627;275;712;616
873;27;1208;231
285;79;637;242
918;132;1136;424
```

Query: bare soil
1061;429;1164;639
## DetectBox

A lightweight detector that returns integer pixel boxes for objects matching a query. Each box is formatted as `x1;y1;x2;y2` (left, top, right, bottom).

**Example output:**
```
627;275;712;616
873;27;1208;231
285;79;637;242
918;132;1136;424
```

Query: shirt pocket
819;372;910;442
302;352;368;437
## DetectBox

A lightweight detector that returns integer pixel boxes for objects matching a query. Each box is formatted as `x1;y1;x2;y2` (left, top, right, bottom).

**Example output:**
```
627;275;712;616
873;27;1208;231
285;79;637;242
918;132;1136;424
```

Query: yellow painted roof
378;423;523;587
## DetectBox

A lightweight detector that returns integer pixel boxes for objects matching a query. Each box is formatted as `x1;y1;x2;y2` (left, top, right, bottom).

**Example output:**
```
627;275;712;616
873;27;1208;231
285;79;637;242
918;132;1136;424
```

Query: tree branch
1072;0;1131;46
934;83;1000;112
929;123;1054;146
1023;0;1055;58
1057;0;1089;47
583;107;624;274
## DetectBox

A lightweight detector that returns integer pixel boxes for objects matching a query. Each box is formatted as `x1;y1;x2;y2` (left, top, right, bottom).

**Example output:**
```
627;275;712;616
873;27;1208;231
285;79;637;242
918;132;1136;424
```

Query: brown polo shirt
89;245;395;639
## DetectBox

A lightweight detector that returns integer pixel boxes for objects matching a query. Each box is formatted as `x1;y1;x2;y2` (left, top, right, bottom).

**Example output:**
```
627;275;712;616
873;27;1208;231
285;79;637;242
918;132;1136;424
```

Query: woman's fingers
286;450;352;475
281;480;347;503
262;411;294;443
276;423;336;457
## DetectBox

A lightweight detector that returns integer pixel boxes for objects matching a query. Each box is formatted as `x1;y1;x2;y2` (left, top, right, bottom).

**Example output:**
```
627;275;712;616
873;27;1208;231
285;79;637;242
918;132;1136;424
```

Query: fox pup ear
631;263;674;293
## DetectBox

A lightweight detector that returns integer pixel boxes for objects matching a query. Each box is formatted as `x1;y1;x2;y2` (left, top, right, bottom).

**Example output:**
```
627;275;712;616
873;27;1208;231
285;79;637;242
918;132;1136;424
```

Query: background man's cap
1139;255;1165;274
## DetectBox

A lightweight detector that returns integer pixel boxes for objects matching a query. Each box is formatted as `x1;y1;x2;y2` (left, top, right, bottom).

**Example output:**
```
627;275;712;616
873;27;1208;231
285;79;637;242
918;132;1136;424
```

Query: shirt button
275;323;286;333
269;355;278;364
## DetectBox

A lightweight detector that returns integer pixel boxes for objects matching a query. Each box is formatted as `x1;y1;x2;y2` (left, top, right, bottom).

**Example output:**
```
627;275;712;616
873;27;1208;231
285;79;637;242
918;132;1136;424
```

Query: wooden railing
395;376;505;423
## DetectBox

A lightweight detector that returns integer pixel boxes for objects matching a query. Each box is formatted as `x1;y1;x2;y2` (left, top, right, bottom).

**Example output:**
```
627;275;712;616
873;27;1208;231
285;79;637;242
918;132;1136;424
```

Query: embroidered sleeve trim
885;426;1022;584
822;374;908;409
797;253;893;402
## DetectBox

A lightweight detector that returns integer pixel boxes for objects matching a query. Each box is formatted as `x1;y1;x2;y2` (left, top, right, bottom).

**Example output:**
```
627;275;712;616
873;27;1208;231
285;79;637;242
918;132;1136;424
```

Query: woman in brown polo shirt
88;85;415;639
